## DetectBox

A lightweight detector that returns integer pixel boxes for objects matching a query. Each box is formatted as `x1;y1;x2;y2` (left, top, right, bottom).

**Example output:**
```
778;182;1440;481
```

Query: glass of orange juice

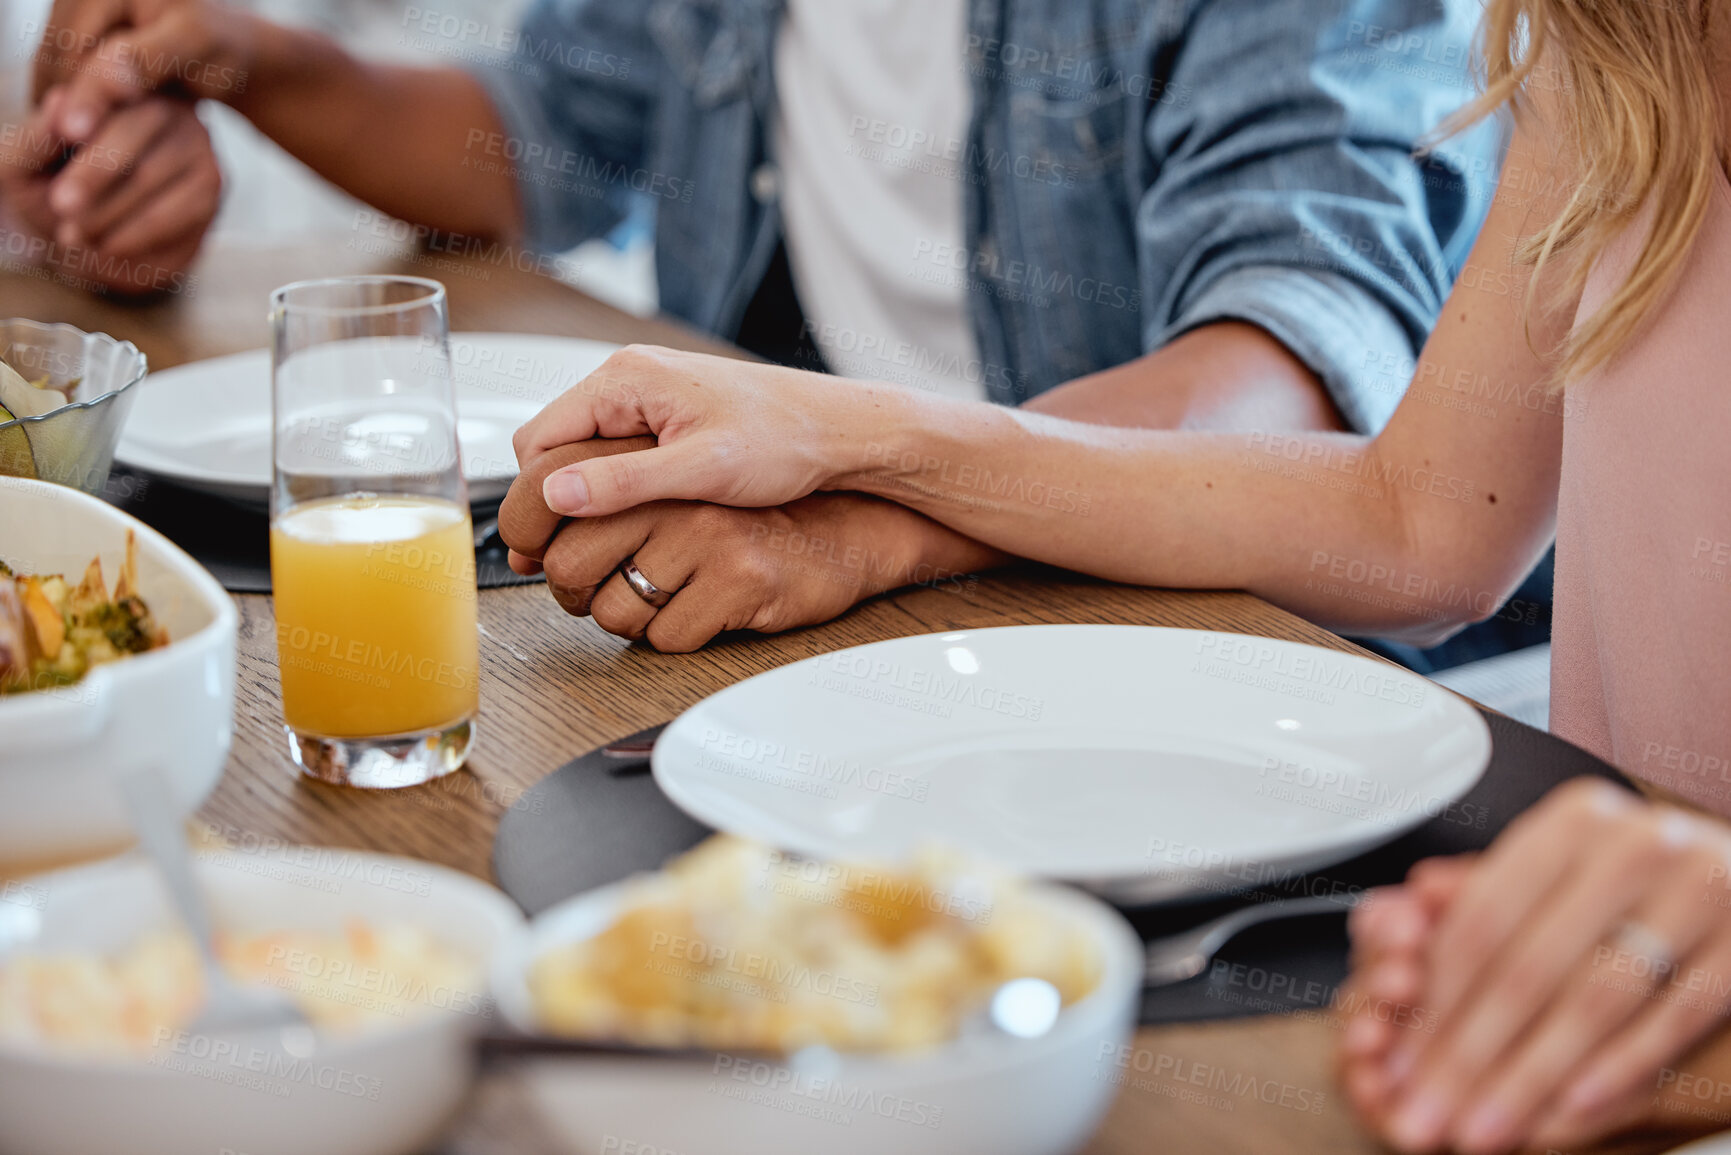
268;276;478;787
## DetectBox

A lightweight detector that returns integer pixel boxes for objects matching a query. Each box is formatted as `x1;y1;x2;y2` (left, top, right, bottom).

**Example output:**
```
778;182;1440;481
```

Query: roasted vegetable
0;532;167;695
0;581;27;690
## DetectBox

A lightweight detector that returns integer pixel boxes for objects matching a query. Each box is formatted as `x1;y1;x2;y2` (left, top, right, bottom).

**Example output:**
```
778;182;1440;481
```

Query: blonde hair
1448;0;1725;381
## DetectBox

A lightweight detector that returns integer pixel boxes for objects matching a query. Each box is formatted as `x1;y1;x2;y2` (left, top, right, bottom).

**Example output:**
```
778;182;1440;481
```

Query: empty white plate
652;625;1491;904
115;332;620;505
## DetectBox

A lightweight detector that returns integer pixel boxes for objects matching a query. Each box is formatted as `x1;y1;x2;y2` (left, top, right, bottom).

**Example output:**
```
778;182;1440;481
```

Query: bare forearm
820;157;1572;643
233;21;520;239
1025;321;1346;433
897;320;1350;581
834;392;1422;624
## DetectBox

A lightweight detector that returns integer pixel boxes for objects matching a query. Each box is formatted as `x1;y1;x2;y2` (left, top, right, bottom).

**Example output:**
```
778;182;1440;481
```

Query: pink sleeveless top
1551;175;1731;813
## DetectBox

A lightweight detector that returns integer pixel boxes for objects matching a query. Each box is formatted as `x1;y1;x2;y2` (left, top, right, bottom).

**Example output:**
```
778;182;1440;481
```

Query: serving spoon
478;975;1064;1059
120;768;311;1036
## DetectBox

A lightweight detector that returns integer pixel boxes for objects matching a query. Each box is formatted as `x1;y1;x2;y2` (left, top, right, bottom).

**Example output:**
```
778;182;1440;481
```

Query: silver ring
619;559;673;609
1608;919;1677;978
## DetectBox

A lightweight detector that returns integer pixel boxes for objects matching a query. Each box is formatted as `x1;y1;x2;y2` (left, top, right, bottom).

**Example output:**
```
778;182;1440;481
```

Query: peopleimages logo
708;1055;945;1129
699;727;930;802
646;931;881;1007
763;852;994;925
148;1028;382;1100
260;944;486;1016
1257;756;1487;830
1191;633;1427;709
1094;1043;1328;1114
808;652;1046;720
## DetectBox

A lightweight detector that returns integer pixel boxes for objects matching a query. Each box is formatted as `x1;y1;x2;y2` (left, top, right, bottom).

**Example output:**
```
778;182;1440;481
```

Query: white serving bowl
0;476;236;867
0;848;525;1155
492;878;1144;1155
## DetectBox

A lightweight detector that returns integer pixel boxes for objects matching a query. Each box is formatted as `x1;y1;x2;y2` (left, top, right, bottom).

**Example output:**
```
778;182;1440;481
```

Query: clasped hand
1;1;226;293
497;362;981;651
1341;778;1731;1153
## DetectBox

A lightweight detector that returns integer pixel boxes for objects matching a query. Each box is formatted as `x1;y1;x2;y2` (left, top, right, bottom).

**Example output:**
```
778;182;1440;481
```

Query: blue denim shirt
472;0;1497;432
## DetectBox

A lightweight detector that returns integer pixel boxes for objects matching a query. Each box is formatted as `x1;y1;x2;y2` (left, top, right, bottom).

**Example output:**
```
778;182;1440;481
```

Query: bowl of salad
0;318;148;496
0;478;235;869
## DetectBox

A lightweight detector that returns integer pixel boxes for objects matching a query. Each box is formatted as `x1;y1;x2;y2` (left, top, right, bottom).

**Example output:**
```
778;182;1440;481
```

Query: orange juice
270;495;479;738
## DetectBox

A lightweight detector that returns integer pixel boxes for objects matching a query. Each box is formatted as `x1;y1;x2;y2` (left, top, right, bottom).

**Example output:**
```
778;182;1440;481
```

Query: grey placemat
491;711;1629;1026
105;468;538;594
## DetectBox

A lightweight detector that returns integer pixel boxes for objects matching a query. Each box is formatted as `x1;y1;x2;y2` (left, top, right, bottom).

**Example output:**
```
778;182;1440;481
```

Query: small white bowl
491;878;1143;1155
0;848;525;1155
0;477;236;868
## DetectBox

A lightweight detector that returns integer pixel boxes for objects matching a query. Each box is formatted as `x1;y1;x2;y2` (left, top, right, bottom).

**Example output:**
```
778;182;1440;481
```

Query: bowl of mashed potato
491;836;1143;1155
0;845;523;1155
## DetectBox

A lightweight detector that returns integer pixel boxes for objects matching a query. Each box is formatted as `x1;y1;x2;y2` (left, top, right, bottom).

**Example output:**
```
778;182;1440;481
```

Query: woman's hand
510;345;910;520
1338;857;1473;1129
1344;778;1731;1153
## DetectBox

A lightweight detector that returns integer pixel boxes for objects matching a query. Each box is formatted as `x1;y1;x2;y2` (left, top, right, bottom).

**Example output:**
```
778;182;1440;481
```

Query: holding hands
0;0;227;293
30;0;255;114
499;430;989;652
1341;779;1731;1152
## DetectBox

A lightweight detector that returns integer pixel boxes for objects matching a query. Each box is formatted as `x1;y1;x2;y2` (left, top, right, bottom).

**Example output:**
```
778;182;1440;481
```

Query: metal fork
601;736;658;759
473;517;502;552
1143;893;1360;988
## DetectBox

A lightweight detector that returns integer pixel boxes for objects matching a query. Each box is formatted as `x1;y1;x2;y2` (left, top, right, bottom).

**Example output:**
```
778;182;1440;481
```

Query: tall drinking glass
268;276;478;788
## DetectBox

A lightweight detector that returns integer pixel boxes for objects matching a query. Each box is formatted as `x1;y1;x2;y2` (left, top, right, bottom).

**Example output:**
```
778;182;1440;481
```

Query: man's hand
537;495;970;652
30;0;523;243
500;439;985;652
0;88;220;293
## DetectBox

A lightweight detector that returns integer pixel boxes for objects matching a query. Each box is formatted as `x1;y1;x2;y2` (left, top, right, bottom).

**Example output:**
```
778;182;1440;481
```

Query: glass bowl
0;318;148;496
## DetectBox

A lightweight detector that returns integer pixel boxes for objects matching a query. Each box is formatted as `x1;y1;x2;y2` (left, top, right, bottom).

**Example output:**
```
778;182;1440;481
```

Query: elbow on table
1272;532;1523;648
1379;612;1486;651
1346;562;1520;649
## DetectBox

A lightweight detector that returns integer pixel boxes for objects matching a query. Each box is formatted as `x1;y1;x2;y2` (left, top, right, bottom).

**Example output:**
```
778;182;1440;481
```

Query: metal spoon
120;768;310;1035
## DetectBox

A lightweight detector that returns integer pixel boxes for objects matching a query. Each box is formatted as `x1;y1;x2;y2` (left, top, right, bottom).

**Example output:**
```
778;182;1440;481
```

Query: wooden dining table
0;237;1681;1155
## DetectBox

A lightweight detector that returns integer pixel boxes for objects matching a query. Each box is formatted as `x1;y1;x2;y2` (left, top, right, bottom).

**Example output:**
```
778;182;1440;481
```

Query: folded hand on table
1340;778;1731;1153
498;437;995;652
0;86;219;293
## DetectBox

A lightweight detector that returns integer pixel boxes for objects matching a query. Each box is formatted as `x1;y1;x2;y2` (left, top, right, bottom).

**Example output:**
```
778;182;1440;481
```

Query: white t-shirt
773;0;986;401
0;0;48;125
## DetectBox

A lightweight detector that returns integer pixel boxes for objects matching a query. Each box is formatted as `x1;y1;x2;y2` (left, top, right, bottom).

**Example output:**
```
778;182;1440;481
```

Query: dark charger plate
492;710;1628;1026
103;467;538;594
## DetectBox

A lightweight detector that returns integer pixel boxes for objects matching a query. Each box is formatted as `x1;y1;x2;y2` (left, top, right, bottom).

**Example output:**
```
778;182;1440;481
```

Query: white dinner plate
114;332;619;506
652;625;1492;904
